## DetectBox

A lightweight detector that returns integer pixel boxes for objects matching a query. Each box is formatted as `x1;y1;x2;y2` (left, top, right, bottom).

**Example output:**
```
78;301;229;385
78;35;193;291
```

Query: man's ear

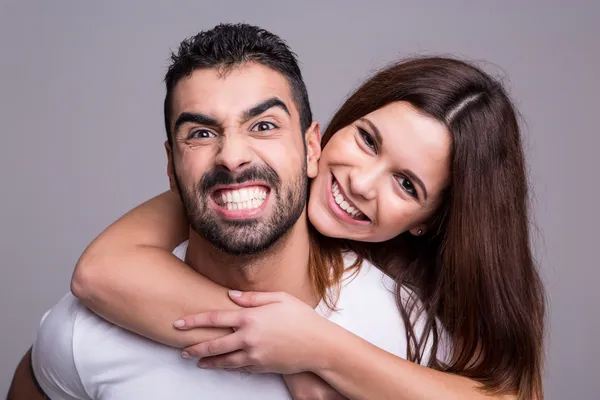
165;141;178;193
304;121;322;178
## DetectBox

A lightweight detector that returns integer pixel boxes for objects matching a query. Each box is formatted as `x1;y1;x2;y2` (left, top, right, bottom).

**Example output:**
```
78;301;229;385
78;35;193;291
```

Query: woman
72;56;545;399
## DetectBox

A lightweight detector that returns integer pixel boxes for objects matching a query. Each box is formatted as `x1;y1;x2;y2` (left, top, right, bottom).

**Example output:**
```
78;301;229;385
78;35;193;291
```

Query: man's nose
214;135;253;171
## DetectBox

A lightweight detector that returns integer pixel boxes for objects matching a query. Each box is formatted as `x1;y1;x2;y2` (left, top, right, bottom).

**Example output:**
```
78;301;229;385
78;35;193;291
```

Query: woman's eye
358;128;377;152
188;129;215;139
397;176;417;198
251;122;277;132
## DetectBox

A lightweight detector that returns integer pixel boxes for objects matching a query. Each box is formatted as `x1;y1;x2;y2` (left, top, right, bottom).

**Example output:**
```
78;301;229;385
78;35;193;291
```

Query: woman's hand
174;290;336;374
175;292;347;399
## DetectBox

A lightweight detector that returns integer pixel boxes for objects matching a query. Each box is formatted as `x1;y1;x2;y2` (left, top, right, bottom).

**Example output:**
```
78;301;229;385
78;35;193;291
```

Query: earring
417;229;423;236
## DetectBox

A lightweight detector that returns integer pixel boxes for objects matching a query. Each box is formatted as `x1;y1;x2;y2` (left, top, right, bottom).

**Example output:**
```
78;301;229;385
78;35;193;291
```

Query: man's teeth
217;187;268;210
332;180;365;219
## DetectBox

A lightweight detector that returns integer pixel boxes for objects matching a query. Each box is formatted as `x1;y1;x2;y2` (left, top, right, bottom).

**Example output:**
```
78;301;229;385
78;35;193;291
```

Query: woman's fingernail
198;361;207;368
173;320;185;328
229;290;242;297
181;351;190;359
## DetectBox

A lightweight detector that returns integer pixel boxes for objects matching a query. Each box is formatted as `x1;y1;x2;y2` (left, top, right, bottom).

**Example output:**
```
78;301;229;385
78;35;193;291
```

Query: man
8;23;409;399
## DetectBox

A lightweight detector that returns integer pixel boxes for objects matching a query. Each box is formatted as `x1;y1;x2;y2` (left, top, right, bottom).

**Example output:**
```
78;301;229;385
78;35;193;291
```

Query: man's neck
184;213;318;307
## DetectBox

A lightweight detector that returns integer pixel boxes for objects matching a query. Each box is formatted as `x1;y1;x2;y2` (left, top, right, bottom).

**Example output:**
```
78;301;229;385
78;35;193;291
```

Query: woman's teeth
332;180;366;220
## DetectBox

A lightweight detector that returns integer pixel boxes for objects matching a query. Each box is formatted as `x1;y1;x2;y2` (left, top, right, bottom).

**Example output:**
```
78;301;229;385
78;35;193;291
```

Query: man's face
167;63;316;255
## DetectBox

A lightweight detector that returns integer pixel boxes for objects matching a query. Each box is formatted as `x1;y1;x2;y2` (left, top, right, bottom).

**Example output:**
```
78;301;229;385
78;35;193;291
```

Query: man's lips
210;181;271;193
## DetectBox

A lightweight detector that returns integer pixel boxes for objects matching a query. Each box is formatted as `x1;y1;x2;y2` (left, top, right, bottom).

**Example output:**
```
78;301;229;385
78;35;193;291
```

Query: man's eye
251;122;277;132
188;129;215;139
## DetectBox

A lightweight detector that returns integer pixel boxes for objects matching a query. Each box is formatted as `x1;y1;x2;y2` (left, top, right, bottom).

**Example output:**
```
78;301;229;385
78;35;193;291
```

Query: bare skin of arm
178;292;520;400
317;323;517;400
71;191;238;347
70;191;516;399
70;191;336;399
7;348;49;400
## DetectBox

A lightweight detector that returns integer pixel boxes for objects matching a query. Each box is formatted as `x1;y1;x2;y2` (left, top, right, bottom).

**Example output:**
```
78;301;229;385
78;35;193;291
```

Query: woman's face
308;101;452;242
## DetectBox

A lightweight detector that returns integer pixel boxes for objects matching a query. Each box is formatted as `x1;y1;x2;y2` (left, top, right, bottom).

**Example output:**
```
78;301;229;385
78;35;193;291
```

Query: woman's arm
71;191;239;347
72;191;346;399
179;291;517;400
316;324;516;400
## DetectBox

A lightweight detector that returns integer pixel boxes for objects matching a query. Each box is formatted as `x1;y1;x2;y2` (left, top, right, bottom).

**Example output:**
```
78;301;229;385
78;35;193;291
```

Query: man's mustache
199;165;281;193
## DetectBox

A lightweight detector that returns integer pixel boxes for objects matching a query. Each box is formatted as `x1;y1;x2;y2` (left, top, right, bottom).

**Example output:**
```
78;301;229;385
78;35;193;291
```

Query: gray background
1;0;598;398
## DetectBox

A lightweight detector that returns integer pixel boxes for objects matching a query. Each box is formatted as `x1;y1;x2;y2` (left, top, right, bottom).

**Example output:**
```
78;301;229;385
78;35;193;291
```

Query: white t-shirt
31;241;432;399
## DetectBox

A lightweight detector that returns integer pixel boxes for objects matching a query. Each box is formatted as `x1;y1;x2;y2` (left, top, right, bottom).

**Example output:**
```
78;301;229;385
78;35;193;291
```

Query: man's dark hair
163;23;312;145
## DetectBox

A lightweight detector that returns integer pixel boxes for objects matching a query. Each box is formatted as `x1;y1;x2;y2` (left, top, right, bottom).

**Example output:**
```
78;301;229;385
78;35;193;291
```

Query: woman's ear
304;122;322;178
409;225;427;236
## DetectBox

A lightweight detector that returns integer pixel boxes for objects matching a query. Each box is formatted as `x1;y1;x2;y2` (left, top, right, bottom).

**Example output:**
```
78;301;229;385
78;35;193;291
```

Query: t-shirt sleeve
31;293;92;400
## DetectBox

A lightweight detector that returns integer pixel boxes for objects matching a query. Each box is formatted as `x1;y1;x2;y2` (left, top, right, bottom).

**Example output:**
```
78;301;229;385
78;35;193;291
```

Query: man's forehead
172;63;298;119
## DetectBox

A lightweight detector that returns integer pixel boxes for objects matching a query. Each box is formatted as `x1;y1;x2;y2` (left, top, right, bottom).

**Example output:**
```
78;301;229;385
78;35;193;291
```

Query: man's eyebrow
402;169;428;201
359;117;383;145
242;97;290;123
173;112;220;133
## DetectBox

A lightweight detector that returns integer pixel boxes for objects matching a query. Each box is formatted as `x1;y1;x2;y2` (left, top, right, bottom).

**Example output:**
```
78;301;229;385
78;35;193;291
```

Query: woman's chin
308;206;343;239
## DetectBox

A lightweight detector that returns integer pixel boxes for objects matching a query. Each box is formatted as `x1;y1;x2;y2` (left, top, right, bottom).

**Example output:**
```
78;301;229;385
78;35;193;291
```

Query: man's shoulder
336;253;450;365
31;291;158;398
321;255;407;356
31;290;292;398
339;253;397;301
41;291;85;320
31;292;92;399
339;253;423;308
34;292;90;346
33;292;108;343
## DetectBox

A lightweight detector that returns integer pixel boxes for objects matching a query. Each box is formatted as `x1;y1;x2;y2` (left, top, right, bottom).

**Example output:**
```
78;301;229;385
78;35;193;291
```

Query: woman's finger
228;290;288;307
197;350;250;369
174;309;244;330
183;331;245;358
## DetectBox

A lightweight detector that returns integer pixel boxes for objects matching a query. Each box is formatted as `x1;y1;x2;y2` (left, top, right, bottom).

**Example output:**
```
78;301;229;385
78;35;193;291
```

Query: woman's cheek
380;203;414;239
330;134;362;161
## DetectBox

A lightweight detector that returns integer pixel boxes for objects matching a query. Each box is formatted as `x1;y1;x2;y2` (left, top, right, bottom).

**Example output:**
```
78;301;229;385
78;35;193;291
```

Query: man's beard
174;162;308;256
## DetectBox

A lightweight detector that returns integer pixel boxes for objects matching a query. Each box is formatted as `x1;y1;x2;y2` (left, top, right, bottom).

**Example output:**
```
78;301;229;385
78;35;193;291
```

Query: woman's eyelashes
357;127;377;153
396;176;418;199
355;125;420;201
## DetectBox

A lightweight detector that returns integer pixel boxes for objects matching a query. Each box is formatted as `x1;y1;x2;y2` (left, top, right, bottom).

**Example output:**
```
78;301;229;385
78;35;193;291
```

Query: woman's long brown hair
311;56;546;399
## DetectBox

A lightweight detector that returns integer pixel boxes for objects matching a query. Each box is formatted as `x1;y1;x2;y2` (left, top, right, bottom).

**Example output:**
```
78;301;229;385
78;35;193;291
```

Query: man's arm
7;348;49;400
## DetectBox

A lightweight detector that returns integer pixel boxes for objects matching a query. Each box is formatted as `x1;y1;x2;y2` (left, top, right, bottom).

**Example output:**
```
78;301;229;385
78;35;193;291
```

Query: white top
31;241;434;399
